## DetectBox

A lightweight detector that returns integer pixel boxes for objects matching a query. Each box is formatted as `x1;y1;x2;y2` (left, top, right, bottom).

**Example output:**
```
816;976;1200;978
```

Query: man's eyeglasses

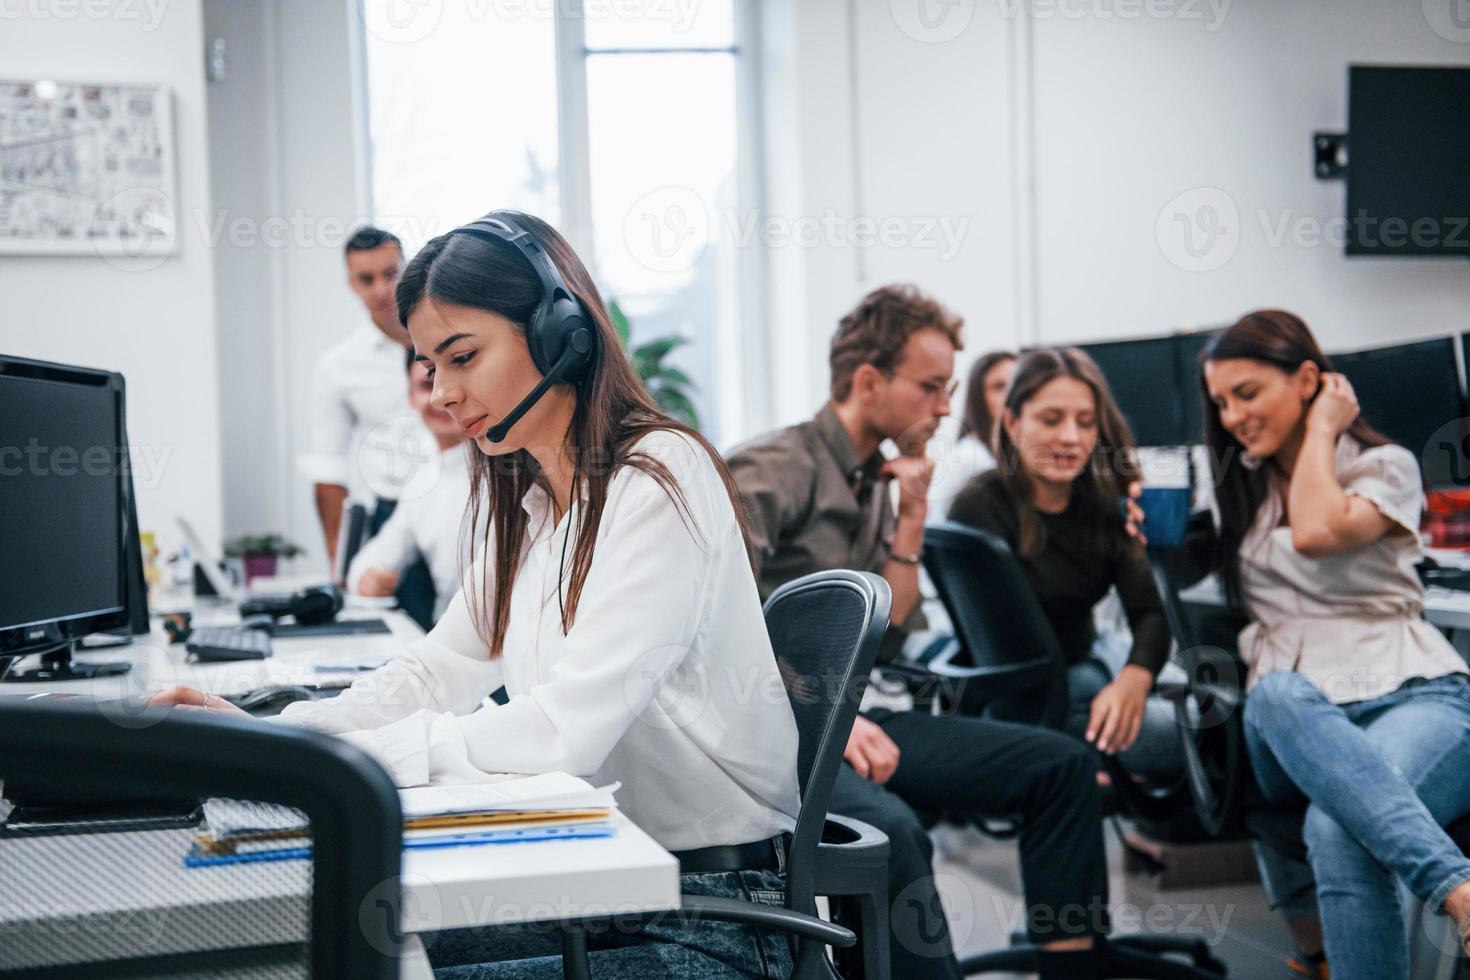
892;372;958;400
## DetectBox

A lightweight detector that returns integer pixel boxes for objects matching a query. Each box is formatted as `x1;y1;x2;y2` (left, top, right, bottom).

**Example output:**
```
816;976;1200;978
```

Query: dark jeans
828;708;1109;980
427;869;793;979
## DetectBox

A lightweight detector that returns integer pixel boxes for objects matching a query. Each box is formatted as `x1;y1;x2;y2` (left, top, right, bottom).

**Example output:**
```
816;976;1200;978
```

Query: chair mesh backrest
766;581;874;798
762;571;890;907
0;702;402;980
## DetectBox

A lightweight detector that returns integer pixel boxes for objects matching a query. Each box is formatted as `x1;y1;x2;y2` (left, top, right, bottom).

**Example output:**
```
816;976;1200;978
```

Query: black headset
446;212;599;443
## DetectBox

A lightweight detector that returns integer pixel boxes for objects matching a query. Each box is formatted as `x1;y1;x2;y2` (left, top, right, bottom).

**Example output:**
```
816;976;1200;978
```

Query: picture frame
0;79;177;257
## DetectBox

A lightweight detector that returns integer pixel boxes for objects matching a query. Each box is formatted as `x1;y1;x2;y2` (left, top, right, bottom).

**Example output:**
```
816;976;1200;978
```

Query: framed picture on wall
0;79;177;257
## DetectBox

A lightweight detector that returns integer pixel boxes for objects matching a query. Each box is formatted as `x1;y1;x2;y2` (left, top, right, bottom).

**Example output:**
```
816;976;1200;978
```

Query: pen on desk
313;664;381;673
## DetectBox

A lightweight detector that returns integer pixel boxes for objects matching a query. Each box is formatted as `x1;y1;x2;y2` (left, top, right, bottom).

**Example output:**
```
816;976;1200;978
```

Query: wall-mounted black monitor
1346;65;1470;257
1332;337;1465;488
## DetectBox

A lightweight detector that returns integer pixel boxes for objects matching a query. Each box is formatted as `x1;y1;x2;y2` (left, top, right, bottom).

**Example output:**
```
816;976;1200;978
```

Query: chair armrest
666;894;857;948
814;813;891;895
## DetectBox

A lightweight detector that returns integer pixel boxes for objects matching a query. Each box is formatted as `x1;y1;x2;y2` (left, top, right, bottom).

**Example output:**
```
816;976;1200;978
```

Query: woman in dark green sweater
948;347;1179;778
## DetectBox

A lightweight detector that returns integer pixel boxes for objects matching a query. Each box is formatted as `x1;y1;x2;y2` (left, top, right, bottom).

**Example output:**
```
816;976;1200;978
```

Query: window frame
355;0;771;443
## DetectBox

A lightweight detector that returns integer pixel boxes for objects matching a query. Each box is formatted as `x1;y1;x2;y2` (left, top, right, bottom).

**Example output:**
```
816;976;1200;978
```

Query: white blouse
347;445;473;622
1238;437;1468;704
280;430;801;852
926;432;997;524
297;324;426;504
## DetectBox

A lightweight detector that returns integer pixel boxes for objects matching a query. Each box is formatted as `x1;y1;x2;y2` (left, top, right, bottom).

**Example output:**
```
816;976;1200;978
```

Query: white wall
1028;1;1470;350
203;0;369;575
758;0;1470;426
205;0;285;543
0;0;224;555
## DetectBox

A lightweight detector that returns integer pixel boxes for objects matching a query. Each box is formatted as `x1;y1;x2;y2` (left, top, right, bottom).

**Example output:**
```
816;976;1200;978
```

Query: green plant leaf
647;365;695;388
633;340;688;382
224;533;303;559
609;300;631;348
655;388;701;429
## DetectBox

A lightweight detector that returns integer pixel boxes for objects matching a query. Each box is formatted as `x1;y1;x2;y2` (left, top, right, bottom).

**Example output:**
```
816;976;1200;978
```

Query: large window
361;0;753;447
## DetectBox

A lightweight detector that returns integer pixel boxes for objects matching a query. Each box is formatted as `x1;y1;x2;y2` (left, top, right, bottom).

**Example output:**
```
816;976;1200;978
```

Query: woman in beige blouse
1189;309;1470;978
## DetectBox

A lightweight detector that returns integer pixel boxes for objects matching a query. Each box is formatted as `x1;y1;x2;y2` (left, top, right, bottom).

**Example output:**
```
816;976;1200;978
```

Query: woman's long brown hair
992;347;1140;557
958;350;1016;447
1201;309;1393;610
396;211;753;657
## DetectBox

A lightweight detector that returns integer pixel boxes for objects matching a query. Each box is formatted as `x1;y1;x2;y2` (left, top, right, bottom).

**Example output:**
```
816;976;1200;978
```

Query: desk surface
2;605;423;704
0;811;679;972
0;606;682;972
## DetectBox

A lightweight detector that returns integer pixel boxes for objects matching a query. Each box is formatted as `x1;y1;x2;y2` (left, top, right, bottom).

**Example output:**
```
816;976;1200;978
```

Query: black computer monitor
1076;336;1187;447
1346;66;1470;257
0;356;146;680
1330;337;1465;488
1173;329;1221;446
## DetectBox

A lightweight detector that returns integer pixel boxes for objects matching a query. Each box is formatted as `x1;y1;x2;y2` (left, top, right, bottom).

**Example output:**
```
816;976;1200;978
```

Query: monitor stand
2;641;131;682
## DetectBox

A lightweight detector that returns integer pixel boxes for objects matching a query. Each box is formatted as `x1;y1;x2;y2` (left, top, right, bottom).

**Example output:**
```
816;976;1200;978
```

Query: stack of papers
185;773;619;867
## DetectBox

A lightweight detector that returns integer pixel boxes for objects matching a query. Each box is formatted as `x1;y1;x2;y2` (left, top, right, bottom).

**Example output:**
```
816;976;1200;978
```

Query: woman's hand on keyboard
146;685;252;718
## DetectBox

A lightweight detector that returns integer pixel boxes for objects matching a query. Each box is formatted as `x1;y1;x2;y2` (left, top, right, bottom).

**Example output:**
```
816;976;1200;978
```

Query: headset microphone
446;211;599;445
484;330;595;443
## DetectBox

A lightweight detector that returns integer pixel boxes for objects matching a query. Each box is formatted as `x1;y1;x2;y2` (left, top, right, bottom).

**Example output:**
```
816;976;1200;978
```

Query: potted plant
224;533;304;584
609;300;701;430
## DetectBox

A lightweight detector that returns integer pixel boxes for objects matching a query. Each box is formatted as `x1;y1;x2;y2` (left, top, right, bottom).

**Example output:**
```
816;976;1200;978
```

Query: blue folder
184;822;617;868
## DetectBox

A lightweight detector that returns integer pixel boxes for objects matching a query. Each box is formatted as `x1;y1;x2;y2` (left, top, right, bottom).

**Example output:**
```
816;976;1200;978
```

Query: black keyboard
186;627;272;662
1;800;202;837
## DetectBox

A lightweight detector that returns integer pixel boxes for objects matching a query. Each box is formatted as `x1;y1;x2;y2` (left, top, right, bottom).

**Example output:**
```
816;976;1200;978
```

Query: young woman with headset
150;211;802;979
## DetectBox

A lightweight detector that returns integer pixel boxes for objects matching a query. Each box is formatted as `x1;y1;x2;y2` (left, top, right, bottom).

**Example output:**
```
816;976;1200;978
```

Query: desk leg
560;923;591;980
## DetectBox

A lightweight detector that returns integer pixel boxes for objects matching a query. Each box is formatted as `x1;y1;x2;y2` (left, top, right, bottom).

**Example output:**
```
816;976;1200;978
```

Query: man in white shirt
298;226;429;576
348;352;472;624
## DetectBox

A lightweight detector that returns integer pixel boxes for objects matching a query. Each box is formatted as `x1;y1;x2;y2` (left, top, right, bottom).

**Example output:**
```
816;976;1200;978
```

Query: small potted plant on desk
224;534;304;585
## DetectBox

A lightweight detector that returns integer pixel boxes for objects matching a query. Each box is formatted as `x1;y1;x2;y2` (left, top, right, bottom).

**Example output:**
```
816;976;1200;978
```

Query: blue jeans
425;869;793;979
1244;670;1470;979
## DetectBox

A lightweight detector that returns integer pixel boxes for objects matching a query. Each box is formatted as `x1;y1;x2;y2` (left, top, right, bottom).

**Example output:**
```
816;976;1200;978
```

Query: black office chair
338;501;370;582
561;569;894;980
918;521;1228;978
1148;550;1470;979
0;700;404;980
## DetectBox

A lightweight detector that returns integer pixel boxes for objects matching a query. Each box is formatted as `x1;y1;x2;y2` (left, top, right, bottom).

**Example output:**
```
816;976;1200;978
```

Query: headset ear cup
526;302;552;376
546;296;596;382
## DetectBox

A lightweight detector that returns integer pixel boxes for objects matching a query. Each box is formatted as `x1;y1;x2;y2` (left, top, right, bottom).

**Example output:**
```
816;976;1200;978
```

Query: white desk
0;811;679;973
0;606;681;974
2;606;423;704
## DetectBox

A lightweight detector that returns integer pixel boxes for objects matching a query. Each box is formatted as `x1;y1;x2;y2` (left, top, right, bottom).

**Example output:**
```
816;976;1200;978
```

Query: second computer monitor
1333;337;1466;489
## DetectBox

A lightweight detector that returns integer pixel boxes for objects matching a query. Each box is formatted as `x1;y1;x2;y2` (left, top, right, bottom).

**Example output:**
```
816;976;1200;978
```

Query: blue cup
1138;486;1192;547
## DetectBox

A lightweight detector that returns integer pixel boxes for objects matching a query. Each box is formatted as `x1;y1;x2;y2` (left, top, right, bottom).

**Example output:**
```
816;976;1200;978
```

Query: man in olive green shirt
728;285;1110;980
